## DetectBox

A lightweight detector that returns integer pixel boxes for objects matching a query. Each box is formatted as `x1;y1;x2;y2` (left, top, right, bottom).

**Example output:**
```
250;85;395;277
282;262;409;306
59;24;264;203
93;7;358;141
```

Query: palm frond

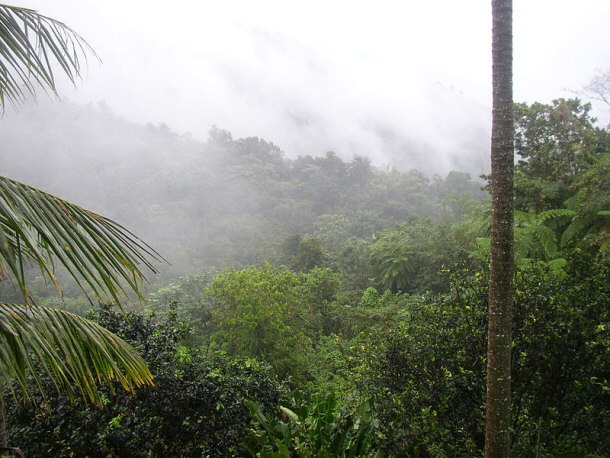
0;4;97;109
0;175;165;304
0;302;153;404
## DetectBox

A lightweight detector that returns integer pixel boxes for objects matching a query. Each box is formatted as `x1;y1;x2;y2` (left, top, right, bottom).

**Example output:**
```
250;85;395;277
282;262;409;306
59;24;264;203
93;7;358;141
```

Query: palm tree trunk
486;0;514;457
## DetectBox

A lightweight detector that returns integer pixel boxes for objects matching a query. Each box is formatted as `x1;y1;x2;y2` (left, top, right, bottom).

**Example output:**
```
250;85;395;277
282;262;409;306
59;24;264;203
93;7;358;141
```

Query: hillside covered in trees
2;95;608;456
1;100;485;286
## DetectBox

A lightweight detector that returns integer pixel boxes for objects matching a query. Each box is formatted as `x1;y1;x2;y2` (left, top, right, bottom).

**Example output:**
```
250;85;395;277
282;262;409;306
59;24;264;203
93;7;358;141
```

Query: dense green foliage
514;99;609;212
6;304;282;457
365;253;609;456
0;10;165;454
206;265;335;380
0;102;485;283
243;391;382;457
3;97;609;456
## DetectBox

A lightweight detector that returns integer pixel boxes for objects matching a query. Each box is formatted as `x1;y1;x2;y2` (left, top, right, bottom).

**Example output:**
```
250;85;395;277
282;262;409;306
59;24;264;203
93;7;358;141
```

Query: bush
242;389;382;457
365;252;609;457
7;304;282;457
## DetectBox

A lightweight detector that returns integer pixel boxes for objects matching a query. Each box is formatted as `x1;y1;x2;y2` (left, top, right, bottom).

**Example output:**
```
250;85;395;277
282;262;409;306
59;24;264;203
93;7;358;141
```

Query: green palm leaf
0;302;153;404
0;175;164;304
0;4;96;109
0;4;160;451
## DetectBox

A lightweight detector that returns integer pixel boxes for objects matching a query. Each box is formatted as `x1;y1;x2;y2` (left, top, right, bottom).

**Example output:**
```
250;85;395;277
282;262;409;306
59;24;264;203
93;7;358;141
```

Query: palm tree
0;4;163;454
486;0;514;456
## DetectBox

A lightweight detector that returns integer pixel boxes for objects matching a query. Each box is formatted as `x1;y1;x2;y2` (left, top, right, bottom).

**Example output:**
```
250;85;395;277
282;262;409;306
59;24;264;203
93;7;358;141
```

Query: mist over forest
0;98;486;281
2;2;609;456
5;92;608;457
2;76;610;458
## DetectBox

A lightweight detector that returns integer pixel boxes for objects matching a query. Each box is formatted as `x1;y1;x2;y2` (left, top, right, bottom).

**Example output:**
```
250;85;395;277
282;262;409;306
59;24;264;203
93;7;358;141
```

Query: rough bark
486;0;514;457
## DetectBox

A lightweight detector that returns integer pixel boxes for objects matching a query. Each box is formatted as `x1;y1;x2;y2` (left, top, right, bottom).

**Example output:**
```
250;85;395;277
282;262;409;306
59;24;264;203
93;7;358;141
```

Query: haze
4;0;610;175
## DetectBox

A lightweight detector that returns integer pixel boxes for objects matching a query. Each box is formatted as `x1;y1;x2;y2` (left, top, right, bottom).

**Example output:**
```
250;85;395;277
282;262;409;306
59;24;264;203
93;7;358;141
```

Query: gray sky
7;0;610;174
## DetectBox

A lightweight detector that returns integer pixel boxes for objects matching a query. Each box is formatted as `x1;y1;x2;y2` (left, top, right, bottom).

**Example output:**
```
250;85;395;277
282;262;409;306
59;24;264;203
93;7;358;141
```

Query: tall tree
486;0;514;457
582;69;610;109
0;4;161;454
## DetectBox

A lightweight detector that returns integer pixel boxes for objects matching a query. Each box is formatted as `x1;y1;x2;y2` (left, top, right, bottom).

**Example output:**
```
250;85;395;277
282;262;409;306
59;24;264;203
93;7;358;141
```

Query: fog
1;1;609;283
4;0;610;175
1;4;608;452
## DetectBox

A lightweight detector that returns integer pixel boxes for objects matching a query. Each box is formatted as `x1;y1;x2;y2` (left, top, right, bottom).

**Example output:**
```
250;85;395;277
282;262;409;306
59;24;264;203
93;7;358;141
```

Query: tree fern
536;208;576;226
513;229;535;260
370;231;414;292
532;224;559;260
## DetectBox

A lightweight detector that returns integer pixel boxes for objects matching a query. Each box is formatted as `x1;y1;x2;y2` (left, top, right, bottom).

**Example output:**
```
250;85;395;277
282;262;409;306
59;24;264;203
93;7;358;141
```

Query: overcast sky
7;0;610;174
